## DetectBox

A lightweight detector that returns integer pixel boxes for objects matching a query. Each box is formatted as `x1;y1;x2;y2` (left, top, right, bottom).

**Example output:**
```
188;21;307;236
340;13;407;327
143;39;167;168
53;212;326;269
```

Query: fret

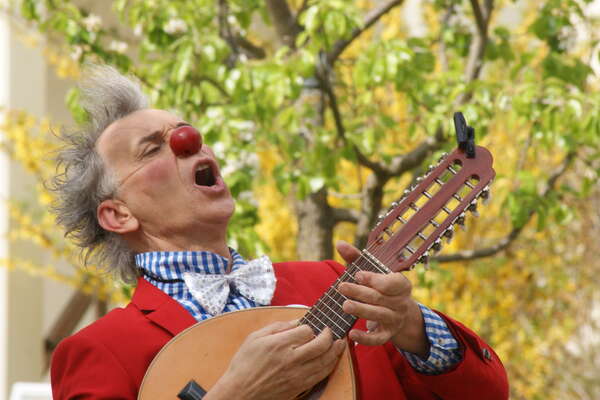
423;191;432;199
301;251;393;339
448;165;458;175
302;312;325;332
396;215;407;223
304;309;327;333
361;250;391;274
313;297;350;335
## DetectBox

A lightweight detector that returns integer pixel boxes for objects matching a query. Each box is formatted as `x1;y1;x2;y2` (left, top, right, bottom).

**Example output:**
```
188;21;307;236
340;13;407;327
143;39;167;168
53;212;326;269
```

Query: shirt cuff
399;303;463;375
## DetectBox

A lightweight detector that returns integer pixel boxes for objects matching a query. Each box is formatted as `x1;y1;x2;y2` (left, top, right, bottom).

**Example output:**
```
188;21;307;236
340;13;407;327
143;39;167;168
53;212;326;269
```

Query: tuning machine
456;212;466;231
418;252;430;269
467;199;479;217
443;225;454;243
479;186;491;205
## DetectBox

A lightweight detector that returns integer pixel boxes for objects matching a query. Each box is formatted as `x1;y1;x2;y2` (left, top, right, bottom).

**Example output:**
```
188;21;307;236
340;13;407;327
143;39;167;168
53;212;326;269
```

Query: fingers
254;320;299;337
342;299;401;325
272;323;316;347
303;339;346;384
353;271;411;296
348;328;390;346
293;327;343;363
335;240;361;264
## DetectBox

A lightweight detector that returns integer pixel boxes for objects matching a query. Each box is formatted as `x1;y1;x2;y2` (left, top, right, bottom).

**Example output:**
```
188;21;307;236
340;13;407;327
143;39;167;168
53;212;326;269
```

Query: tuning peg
437;152;448;162
456;212;466;231
431;239;442;252
416;176;424;183
467;200;479;217
427;164;435;173
479;186;491;205
443;226;454;243
418;252;429;268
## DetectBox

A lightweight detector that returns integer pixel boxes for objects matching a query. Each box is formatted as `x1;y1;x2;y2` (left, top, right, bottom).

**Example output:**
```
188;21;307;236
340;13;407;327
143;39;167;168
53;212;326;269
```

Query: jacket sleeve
51;333;137;400
386;311;509;400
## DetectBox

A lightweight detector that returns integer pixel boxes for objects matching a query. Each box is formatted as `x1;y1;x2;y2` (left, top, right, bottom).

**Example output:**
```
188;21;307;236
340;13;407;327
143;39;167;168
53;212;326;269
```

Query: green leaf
20;0;39;21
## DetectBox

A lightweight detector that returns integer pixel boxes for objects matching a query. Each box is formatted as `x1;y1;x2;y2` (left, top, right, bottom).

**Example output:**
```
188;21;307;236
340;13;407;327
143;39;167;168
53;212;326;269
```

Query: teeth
196;165;210;172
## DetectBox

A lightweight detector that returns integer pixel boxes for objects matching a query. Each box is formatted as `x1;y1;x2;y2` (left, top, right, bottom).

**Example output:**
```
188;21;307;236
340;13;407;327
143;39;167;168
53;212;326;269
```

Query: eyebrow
135;121;191;148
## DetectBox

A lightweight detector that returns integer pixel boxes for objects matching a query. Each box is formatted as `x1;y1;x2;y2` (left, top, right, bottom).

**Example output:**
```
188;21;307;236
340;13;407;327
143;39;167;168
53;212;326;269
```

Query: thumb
336;240;361;264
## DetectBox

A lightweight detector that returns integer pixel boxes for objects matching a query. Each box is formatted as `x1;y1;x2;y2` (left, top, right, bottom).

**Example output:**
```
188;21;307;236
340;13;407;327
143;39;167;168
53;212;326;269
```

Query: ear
97;199;139;234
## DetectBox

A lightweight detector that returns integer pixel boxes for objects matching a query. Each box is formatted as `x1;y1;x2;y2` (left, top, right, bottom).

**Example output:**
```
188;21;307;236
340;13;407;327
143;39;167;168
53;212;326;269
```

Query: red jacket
51;260;509;399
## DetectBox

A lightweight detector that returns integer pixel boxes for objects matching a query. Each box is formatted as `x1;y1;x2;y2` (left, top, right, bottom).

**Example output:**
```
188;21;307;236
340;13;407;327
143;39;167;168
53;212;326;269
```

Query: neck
128;230;232;263
299;249;391;340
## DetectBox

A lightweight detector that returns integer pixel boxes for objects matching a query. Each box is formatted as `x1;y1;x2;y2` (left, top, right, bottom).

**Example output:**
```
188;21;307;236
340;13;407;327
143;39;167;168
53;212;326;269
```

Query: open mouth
195;164;217;187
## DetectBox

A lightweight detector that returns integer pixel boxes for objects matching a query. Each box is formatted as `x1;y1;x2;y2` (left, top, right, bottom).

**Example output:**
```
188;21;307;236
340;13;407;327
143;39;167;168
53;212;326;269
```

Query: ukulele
138;140;495;400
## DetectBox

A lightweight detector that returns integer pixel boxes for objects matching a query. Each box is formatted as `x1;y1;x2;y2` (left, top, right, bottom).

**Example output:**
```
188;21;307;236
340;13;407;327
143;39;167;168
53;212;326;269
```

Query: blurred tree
2;0;600;398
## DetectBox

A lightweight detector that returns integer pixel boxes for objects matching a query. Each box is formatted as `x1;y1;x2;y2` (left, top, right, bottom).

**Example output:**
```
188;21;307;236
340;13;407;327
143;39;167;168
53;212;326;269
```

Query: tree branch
469;0;487;36
326;0;405;65
433;151;576;263
438;5;455;72
332;207;361;223
235;35;266;59
463;0;494;84
316;53;389;175
387;125;446;176
218;0;240;67
192;76;231;99
266;0;302;48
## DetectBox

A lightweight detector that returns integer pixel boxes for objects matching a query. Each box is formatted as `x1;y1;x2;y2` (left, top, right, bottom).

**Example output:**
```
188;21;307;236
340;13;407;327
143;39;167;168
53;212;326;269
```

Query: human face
96;109;234;251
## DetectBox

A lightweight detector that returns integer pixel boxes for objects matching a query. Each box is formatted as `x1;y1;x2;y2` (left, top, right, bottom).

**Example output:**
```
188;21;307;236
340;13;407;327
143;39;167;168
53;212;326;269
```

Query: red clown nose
169;126;202;157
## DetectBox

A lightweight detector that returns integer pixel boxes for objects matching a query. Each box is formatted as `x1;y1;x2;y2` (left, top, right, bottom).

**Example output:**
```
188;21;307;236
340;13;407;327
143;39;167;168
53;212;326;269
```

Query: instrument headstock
367;146;495;272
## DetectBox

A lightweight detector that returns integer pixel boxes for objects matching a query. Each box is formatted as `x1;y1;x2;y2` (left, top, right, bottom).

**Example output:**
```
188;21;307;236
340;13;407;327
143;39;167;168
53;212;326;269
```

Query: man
50;65;508;399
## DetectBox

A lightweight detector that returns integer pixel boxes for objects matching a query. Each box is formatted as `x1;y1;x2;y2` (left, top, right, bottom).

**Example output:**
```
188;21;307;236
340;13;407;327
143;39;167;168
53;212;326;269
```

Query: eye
143;143;162;157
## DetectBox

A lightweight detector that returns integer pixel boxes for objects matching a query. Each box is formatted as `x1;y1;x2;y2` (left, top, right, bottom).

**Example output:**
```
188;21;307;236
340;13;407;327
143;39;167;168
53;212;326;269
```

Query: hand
207;321;346;400
335;241;429;357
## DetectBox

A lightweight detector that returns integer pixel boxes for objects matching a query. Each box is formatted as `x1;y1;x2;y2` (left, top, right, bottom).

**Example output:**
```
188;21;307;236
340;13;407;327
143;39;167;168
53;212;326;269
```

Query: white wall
0;8;11;400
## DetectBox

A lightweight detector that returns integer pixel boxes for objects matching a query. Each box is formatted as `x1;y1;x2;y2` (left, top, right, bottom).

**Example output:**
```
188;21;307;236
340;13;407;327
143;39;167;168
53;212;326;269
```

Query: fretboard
299;250;391;340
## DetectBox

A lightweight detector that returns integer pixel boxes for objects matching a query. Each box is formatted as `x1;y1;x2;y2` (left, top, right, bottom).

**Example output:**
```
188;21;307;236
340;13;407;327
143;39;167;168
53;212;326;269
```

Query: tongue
195;168;215;186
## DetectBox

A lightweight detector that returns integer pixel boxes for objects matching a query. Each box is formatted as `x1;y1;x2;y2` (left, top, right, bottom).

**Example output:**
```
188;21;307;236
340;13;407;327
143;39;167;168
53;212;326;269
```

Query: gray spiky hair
50;64;148;283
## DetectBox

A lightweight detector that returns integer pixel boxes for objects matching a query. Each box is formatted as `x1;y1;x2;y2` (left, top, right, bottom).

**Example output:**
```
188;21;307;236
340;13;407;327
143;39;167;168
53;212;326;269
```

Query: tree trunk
294;188;335;260
355;172;388;250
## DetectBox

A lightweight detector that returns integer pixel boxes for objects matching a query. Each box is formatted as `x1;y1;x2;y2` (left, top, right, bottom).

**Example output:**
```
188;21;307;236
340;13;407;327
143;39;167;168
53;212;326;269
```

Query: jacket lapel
131;277;197;337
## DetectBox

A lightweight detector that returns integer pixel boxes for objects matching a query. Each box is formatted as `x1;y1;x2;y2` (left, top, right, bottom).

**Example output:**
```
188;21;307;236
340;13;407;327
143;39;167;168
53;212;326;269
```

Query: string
301;154;489;338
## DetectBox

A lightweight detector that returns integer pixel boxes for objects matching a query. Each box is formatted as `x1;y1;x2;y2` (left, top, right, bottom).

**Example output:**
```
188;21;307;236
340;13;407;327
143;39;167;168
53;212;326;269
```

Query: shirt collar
135;248;248;280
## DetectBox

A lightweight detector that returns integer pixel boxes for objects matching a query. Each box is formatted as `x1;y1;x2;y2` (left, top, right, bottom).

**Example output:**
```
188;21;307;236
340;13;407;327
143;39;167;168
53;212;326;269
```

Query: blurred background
0;0;599;399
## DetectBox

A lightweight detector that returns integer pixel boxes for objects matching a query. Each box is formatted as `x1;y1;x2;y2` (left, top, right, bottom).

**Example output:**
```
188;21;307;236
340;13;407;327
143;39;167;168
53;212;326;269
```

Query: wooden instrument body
138;306;356;399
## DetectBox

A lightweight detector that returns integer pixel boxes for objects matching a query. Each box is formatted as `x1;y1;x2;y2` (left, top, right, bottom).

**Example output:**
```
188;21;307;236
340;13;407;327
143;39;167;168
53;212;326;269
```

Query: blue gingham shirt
135;249;462;374
135;249;259;321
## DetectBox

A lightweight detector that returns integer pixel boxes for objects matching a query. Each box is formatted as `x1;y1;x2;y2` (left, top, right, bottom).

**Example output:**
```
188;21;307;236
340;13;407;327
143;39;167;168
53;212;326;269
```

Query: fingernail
355;272;364;283
343;300;352;313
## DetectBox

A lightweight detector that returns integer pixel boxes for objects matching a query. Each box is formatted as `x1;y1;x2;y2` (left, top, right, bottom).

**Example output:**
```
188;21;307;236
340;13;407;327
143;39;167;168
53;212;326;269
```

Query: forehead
96;109;182;163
